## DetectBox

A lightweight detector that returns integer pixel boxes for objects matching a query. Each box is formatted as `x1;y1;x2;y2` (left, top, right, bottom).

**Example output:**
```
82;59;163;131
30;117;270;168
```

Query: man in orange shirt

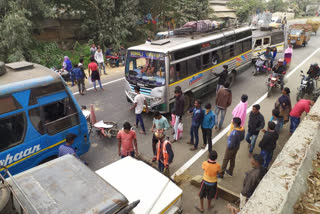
196;150;221;213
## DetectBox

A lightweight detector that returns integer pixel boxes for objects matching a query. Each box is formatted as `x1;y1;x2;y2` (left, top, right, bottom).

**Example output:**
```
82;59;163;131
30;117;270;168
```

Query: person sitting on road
272;59;286;90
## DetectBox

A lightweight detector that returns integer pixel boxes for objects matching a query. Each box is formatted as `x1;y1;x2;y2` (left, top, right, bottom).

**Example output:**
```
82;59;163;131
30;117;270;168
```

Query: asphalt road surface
69;20;320;214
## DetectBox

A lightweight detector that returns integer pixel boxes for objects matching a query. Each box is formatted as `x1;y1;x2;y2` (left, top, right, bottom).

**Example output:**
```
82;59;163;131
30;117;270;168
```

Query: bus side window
29;107;45;135
223;46;232;61
202;53;211;69
211;50;222;65
254;39;262;47
0;113;26;151
188;56;200;75
243;39;252;52
263;37;270;45
175;61;188;81
43;98;79;135
235;43;242;56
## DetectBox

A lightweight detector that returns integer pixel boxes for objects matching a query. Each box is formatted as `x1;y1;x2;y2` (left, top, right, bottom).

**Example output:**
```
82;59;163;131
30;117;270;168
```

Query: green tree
227;0;266;22
267;0;286;12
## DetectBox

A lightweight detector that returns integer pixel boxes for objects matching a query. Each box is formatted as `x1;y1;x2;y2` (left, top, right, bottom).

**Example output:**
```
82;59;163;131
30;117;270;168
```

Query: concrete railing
241;99;320;214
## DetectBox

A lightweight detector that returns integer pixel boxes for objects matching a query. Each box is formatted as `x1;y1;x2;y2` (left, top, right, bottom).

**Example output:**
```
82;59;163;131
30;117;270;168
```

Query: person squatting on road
88;57;104;91
212;64;229;93
228;94;248;136
151;111;170;162
246;104;265;155
215;81;232;130
189;100;204;151
155;131;174;177
72;63;86;95
173;86;184;142
259;121;279;168
196;150;221;213
201;103;215;151
218;117;245;178
117;122;138;158
130;86;148;134
289;98;315;134
240;154;267;209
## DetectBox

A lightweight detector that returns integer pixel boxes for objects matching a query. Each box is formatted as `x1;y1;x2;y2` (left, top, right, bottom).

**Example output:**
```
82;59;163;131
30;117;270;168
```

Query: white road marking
73;77;125;95
172;47;320;179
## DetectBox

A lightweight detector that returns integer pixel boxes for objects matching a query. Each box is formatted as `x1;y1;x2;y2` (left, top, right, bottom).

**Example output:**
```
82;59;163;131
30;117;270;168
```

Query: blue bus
0;61;90;175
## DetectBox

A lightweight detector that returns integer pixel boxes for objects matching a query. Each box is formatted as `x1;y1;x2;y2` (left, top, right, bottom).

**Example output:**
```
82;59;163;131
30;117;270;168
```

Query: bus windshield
125;51;166;87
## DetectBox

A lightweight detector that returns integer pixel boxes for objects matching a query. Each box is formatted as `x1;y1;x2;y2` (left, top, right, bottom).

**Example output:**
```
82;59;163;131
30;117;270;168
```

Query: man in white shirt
94;46;106;75
130;86;148;134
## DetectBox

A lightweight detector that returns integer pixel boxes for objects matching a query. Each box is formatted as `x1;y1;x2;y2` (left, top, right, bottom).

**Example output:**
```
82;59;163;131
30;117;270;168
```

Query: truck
288;24;312;47
0;155;183;214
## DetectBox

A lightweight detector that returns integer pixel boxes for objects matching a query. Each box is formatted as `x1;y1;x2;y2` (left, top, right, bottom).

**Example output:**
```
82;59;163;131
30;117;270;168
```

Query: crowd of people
58;42;316;213
61;43;127;93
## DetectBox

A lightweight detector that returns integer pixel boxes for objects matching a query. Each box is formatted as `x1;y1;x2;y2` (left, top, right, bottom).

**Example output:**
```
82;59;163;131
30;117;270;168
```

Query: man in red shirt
117;122;138;158
289;99;315;134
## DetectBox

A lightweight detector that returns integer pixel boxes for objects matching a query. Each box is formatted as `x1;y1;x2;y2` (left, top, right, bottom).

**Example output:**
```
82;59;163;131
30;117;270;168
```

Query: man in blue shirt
188;100;204;151
201;103;216;151
58;133;78;158
218;117;245;178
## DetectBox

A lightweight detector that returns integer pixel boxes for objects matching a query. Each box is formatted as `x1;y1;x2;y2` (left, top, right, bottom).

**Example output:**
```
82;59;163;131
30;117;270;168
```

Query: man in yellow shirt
196;150;221;213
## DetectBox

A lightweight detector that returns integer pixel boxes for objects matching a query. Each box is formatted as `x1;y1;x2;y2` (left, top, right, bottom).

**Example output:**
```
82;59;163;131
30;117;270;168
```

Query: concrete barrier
240;99;320;214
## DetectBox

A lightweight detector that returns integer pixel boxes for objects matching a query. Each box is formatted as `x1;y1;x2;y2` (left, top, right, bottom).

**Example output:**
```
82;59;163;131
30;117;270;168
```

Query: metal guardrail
0;166;38;214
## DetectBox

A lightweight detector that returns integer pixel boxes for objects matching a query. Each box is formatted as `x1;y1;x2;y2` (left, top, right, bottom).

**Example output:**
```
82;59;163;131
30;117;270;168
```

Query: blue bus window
43;98;79;135
29;107;45;135
29;82;65;106
0;113;26;151
0;96;22;114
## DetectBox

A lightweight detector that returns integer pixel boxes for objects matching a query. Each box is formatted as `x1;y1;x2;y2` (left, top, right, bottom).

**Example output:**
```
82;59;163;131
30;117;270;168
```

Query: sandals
195;206;204;213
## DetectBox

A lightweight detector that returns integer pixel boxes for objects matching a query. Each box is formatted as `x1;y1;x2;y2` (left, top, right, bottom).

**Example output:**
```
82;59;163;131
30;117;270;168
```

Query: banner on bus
129;51;165;60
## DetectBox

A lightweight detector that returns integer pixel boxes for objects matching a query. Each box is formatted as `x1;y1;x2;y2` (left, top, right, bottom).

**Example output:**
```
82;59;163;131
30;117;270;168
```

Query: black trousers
201;127;212;152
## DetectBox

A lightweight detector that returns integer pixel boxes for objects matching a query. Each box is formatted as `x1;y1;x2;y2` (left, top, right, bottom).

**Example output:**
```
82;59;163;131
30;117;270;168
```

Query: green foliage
267;0;286;12
228;0;266;22
29;41;91;68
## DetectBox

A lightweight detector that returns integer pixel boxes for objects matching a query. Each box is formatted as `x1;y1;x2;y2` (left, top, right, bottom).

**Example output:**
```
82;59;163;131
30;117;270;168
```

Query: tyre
296;90;305;101
184;92;194;113
267;86;272;98
228;71;236;87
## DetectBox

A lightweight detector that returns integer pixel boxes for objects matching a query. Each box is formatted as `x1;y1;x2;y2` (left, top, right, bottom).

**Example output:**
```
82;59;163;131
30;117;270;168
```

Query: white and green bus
124;26;253;113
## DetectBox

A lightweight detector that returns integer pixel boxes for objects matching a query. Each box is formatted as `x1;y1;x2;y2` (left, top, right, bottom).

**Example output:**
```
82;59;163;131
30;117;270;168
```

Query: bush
29;41;91;69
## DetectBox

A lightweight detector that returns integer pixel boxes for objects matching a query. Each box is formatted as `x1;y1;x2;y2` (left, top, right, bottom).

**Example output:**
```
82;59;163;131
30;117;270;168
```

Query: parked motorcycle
266;72;282;97
51;67;70;82
296;70;317;101
253;55;271;76
106;55;119;68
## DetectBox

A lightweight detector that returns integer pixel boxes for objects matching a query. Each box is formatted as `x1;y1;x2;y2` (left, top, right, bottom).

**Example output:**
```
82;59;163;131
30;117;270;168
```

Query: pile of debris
294;153;320;213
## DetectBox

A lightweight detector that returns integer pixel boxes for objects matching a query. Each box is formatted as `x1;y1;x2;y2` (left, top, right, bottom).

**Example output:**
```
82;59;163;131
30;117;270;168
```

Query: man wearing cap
212;64;229;93
155;131;174;177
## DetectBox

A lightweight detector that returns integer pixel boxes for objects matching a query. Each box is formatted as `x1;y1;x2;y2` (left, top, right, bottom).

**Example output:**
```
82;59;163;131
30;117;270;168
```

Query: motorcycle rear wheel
296;90;305;101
